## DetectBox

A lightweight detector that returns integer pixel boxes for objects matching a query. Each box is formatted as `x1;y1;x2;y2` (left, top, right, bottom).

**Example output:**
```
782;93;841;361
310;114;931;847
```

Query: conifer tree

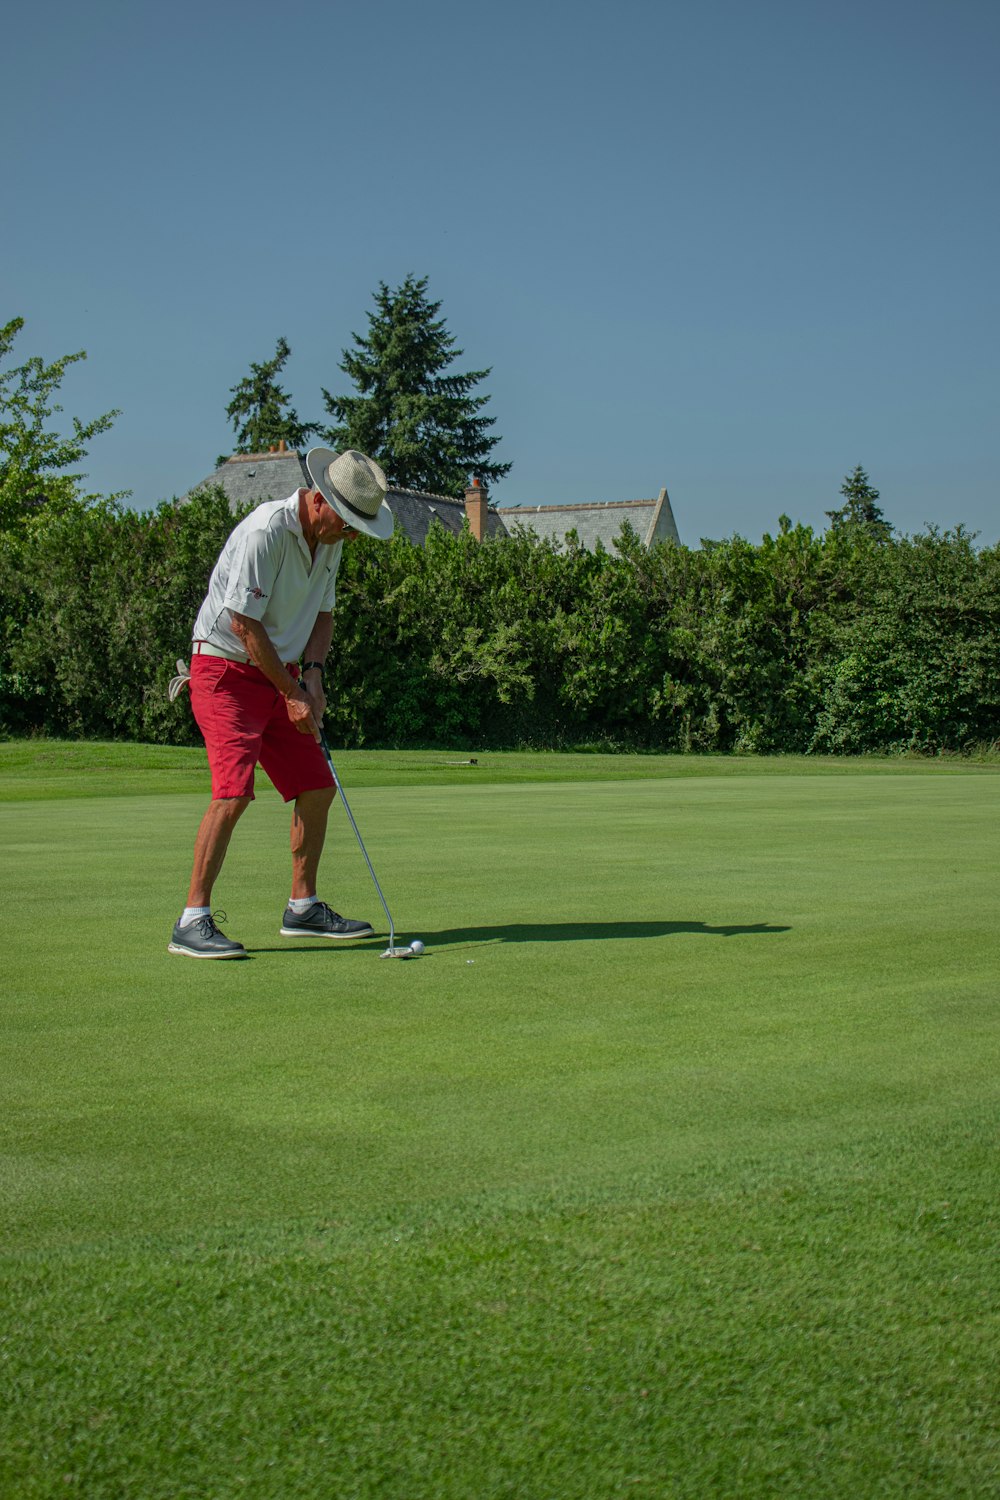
224;337;316;457
321;275;511;496
826;465;892;541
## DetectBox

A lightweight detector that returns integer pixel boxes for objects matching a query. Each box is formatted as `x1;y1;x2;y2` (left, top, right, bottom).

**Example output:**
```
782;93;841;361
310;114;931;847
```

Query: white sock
288;895;318;913
180;906;211;927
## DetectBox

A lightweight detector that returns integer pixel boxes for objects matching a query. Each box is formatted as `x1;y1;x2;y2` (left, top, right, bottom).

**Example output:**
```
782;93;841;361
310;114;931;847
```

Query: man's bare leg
186;797;252;907
169;797;252;958
289;785;337;899
280;783;373;939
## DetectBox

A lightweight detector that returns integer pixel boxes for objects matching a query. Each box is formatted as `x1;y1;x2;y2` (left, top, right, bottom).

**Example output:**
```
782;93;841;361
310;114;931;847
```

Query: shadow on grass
247;919;790;955
426;920;791;947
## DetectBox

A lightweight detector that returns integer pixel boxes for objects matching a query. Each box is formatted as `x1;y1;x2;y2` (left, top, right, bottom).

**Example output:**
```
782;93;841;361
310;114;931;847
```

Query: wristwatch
301;660;325;674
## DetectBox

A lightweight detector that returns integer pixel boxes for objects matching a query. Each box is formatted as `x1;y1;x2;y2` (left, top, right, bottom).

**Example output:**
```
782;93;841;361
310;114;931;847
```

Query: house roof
186;452;680;550
185;451;506;545
386;488;508;543
187;452;304;510
497;490;680;552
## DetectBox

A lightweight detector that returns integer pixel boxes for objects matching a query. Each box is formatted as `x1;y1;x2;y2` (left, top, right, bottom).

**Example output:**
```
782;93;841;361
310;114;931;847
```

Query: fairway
1;747;998;1497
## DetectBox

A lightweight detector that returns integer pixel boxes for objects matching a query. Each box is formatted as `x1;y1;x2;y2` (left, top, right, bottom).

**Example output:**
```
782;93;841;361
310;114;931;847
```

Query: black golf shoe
168;911;246;959
279;901;375;940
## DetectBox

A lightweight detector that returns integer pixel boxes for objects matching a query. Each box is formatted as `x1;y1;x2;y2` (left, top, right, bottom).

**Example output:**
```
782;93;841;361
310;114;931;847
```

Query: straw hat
303;448;393;539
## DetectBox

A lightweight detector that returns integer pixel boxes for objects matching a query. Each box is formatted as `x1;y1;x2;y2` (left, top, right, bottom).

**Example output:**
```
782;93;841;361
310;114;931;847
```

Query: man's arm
299;612;333;722
229;612;319;738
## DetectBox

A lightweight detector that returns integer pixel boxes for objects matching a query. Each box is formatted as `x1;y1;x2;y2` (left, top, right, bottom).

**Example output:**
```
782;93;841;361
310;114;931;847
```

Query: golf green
1;749;997;1497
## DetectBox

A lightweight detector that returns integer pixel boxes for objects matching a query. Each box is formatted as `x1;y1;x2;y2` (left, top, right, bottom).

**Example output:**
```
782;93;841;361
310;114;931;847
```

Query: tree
223;336;317;458
0;316;121;532
825;464;892;542
321;275;511;496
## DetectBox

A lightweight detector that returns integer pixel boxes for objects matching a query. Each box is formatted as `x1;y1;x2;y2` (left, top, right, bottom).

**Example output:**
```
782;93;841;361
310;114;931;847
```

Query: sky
3;0;998;544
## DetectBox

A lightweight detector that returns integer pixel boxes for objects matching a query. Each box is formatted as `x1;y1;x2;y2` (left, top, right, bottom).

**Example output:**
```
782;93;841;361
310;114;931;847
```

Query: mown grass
1;747;997;1496
1;737;997;801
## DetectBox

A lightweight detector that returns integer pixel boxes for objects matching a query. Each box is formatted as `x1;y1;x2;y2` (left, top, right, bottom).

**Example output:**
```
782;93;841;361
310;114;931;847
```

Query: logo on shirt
247;587;268;600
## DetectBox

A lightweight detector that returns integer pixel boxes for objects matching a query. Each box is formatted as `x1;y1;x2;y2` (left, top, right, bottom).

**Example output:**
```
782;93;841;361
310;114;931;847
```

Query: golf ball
409;939;425;955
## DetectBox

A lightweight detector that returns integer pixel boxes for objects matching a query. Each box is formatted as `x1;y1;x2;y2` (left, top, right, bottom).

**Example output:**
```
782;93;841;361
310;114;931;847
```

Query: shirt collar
284;489;315;562
284;490;305;536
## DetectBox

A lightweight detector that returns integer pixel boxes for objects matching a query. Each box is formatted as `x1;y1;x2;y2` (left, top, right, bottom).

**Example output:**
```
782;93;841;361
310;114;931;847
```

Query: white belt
192;641;298;673
192;640;249;663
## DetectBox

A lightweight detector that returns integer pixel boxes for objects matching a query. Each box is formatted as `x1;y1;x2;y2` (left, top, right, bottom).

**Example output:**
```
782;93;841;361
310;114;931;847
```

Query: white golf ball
409;939;425;955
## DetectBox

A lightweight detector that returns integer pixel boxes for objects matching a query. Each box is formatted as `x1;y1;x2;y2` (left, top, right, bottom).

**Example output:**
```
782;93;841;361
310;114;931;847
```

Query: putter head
380;945;413;959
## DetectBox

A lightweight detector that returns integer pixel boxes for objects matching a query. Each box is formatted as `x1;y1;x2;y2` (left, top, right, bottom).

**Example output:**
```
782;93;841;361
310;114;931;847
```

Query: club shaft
319;730;395;947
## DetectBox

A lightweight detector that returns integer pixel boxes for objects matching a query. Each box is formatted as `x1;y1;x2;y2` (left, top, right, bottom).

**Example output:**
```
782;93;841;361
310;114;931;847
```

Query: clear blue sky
4;0;997;543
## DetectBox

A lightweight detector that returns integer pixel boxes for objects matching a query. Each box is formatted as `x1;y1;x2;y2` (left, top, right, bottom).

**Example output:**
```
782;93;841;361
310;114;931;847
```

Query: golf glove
167;659;191;702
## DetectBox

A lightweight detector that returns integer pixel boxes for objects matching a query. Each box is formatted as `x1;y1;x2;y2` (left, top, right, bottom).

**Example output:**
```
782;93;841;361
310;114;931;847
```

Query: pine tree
224;337;316;457
826;465;892;542
321;275;511;496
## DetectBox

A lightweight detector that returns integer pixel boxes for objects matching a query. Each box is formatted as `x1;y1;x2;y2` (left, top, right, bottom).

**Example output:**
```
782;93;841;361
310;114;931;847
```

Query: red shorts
189;657;336;803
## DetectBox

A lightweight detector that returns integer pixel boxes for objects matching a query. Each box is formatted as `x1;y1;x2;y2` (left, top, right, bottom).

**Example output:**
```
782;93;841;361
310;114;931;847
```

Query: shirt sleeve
222;527;282;621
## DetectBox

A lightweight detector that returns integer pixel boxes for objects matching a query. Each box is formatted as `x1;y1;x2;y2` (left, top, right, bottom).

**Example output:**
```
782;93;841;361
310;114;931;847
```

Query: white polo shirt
193;492;343;662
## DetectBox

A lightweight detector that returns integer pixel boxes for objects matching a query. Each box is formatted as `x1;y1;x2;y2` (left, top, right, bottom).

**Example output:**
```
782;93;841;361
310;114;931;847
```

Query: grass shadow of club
424;919;791;950
244;920;790;956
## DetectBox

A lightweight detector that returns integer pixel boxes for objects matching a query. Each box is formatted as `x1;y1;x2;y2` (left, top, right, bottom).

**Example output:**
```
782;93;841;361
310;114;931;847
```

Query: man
169;448;394;959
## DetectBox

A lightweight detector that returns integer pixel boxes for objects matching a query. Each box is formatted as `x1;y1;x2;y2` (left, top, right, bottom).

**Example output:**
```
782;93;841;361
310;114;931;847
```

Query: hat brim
304;447;394;540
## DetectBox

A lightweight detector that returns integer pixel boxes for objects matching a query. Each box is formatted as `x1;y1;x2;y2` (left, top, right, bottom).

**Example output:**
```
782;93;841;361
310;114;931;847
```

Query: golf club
317;723;413;959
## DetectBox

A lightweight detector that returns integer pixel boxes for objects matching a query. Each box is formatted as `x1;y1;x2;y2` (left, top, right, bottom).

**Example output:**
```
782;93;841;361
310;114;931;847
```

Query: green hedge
1;495;997;753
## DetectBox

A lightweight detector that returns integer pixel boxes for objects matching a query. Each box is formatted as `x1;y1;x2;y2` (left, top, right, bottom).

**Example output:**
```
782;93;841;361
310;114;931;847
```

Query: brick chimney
464;477;487;541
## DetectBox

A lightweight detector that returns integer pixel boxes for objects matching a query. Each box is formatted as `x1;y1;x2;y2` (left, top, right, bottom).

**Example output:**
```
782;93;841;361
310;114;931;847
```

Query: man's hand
228;610;329;741
284;685;320;739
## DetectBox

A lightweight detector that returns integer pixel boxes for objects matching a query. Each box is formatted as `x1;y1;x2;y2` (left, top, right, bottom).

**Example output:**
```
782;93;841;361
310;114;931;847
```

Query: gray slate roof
186;453;680;550
185;452;506;545
386;488;508;543
497;491;680;552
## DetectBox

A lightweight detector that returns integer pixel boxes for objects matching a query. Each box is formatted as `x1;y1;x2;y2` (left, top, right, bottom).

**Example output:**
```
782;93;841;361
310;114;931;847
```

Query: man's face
308;490;360;544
